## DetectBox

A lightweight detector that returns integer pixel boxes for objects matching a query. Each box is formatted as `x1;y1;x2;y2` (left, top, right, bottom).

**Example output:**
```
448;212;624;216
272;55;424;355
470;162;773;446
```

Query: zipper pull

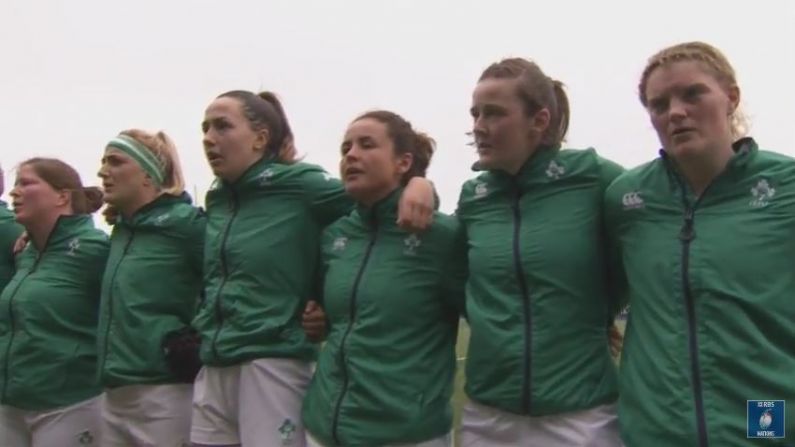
679;208;696;242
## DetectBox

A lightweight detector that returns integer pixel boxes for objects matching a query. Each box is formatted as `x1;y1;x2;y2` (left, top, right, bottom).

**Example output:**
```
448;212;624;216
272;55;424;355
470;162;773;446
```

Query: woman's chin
344;181;367;200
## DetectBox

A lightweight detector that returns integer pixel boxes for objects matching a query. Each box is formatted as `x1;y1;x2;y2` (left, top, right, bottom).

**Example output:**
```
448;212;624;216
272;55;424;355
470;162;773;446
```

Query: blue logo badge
747;400;785;438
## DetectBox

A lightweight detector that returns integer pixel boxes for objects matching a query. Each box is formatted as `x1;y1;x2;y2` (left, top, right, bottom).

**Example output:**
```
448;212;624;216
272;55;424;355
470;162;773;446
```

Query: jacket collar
660;137;758;195
354;187;402;229
116;193;192;227
30;214;95;254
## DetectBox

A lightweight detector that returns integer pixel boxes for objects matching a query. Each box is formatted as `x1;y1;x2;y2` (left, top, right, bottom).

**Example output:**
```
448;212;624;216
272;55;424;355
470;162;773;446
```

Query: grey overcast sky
2;0;794;218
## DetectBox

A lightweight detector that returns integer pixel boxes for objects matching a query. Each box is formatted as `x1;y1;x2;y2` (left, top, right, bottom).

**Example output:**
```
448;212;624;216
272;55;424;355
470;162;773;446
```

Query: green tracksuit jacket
97;193;205;387
0;215;108;410
302;188;466;446
458;146;623;415
193;157;353;366
605;137;795;446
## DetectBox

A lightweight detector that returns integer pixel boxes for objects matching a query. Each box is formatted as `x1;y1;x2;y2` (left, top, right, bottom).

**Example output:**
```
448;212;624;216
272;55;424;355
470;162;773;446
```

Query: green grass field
450;319;626;446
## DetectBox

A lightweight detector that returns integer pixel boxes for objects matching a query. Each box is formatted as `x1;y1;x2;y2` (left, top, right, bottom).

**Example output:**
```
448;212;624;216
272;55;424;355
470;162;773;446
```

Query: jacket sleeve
84;235;111;309
185;209;207;279
310;231;333;335
184;208;207;313
0;220;23;282
596;155;628;320
0;222;23;256
603;179;629;320
311;242;328;306
597;155;625;190
303;169;354;228
442;219;468;319
404;177;441;210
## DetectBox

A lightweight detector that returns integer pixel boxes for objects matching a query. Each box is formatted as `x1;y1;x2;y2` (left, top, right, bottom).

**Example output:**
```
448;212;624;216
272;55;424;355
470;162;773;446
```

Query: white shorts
460;400;622;447
191;357;313;446
0;396;101;447
306;432;450;447
101;383;193;447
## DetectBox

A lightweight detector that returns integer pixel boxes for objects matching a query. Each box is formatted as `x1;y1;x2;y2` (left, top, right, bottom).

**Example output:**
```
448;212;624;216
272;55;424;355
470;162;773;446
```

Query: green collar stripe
107;135;166;186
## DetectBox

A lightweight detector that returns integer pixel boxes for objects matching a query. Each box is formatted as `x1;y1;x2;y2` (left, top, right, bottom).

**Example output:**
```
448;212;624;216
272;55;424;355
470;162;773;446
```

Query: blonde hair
639;41;749;139
119;129;186;196
103;129;186;225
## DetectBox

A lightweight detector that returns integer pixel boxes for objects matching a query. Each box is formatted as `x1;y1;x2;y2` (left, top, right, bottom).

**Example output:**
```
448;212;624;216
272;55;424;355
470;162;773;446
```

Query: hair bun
82;187;105;214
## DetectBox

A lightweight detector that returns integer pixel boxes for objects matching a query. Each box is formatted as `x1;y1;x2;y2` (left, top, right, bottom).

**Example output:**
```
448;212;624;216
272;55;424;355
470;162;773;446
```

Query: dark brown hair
354;110;435;184
20;158;103;214
218;90;297;163
479;58;570;147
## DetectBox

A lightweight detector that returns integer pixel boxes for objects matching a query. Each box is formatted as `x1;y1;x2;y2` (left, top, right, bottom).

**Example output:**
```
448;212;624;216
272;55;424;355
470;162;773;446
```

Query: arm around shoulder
596;155;625;192
441;216;468;319
301;166;353;228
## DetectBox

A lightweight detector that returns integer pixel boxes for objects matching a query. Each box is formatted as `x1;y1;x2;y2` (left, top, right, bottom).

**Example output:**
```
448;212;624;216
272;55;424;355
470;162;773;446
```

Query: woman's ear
726;84;741;115
254;128;271;154
395;152;414;177
529;107;551;137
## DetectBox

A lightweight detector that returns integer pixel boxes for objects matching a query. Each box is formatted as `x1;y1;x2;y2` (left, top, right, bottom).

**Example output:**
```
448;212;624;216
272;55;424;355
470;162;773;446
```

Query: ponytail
154;131;186;196
479;58;570;147
118;129;186;197
405;131;434;183
218;90;298;164
258;91;296;161
353;110;436;185
19;157;103;216
78;187;105;214
544;80;570;146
